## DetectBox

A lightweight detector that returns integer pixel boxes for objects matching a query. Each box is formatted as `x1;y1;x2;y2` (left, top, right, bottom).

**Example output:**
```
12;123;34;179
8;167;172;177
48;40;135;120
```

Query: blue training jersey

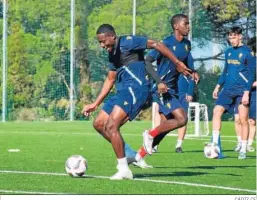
218;45;255;92
107;35;150;91
148;35;194;94
250;55;256;101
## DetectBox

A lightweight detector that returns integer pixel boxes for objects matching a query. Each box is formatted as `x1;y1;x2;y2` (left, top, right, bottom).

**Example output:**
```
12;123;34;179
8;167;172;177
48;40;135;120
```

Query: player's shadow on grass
222;155;257;159
186;165;256;170
154;150;204;153
134;171;207;178
134;171;240;178
222;149;238;152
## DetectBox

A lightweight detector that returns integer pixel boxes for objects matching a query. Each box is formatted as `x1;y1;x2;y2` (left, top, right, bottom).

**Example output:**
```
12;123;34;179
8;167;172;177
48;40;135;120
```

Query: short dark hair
170;14;188;30
227;26;242;35
96;24;116;35
247;36;256;53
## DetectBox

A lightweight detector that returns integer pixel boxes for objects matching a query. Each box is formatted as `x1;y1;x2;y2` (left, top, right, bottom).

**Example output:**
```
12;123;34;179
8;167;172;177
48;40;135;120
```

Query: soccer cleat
246;145;255;152
152;145;158;153
110;166;133;180
143;130;153;155
234;144;241;152
132;158;153;169
238;152;246;160
175;147;183;153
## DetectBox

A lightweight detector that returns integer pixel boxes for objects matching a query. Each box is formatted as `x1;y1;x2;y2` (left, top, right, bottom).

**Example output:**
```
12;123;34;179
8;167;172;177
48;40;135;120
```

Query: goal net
152;102;209;137
186;102;209;137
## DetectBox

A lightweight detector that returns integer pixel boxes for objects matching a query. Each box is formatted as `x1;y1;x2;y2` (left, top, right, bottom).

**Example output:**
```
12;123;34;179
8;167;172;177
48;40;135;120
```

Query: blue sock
124;143;137;158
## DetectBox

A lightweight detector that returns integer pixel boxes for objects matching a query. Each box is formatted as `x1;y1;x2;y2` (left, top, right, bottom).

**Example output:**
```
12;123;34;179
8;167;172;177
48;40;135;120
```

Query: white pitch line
0;189;67;194
0;170;256;194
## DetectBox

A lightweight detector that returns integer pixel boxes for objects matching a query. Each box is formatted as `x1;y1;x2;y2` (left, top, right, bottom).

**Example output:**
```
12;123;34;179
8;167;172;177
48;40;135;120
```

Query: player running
134;14;199;164
82;24;192;180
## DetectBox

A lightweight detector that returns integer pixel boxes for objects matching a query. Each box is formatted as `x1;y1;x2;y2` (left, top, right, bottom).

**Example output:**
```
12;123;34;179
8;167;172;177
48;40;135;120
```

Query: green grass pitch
0;121;256;194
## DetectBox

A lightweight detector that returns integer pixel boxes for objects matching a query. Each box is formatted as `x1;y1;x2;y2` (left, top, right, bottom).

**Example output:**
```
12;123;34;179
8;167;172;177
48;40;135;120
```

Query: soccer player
212;27;255;159
246;36;256;152
134;14;199;162
248;79;256;152
175;72;196;152
82;24;192;180
234;37;256;152
151;71;196;154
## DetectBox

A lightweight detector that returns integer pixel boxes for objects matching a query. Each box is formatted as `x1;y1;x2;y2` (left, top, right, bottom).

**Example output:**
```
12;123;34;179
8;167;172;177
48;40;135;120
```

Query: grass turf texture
0;121;256;194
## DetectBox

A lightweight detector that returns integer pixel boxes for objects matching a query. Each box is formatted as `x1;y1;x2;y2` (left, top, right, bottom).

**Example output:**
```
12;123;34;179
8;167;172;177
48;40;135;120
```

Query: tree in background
202;0;256;42
0;0;255;120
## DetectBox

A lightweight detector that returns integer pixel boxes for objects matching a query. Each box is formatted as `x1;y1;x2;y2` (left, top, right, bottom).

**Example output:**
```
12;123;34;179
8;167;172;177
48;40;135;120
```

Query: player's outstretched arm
146;39;192;76
82;71;116;116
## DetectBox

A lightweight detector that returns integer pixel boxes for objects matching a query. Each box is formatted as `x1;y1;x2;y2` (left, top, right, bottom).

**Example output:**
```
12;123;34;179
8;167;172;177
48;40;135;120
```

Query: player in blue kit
82;24;192;180
233;37;256;152
150;47;196;154
212;27;255;159
247;37;256;152
175;70;196;152
134;14;199;160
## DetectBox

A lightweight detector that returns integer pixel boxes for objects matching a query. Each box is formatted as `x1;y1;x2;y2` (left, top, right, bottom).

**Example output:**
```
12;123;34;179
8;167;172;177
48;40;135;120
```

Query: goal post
187;102;209;137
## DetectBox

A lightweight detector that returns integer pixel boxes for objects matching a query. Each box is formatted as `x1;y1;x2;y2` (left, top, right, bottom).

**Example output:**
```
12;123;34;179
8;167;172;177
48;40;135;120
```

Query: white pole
132;0;136;35
70;0;75;121
2;0;8;122
188;0;192;41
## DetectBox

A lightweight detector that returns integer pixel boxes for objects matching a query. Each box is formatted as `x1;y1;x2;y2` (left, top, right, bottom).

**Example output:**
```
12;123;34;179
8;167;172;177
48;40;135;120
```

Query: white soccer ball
204;143;220;159
65;155;87;177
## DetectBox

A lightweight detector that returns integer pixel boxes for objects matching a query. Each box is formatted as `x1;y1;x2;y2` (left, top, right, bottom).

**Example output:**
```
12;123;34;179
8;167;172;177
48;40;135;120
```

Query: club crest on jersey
173;46;176;51
124;101;129;105
185;45;189;51
126;36;132;40
228;52;231;57
238;53;243;59
166;103;171;108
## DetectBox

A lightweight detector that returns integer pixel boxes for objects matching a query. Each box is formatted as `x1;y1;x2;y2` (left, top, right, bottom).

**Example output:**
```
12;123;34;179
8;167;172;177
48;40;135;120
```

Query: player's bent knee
93;118;104;133
105;120;117;134
249;119;256;126
240;118;249;125
177;115;188;128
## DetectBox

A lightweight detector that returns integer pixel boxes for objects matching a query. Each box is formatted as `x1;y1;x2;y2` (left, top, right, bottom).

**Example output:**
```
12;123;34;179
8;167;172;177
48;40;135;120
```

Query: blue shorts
153;92;183;116
102;87;150;121
178;94;189;114
228;101;239;115
216;89;243;114
249;100;256;120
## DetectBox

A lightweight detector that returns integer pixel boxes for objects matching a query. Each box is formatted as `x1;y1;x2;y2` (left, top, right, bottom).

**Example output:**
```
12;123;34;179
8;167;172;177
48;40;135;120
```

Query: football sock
237;136;242;145
240;140;247;153
117;157;129;170
212;130;220;144
149;129;159;138
176;139;183;148
248;139;253;146
135;147;147;161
